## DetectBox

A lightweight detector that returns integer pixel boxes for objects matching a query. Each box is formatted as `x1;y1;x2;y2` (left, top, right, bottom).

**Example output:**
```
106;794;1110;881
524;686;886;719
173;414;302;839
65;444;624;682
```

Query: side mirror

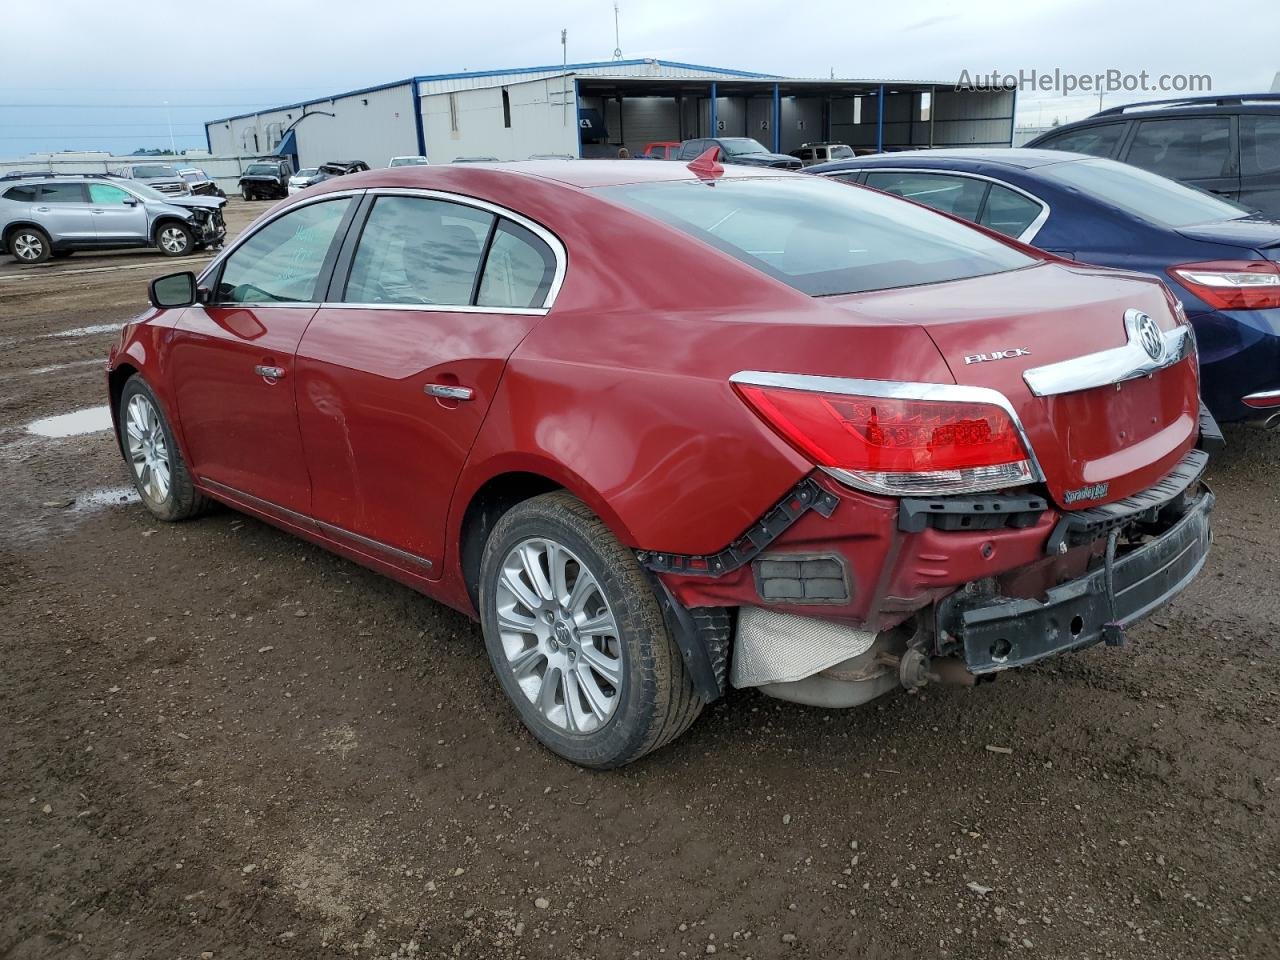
123;198;140;207
149;271;197;309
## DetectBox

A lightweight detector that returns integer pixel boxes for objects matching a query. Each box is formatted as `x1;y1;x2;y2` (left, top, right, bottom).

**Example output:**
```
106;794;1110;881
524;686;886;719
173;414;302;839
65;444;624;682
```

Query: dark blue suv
807;148;1280;423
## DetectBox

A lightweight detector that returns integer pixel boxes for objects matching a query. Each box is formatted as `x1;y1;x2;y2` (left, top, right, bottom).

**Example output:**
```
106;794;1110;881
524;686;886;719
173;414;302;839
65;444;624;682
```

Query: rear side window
38;183;87;203
344;195;494;306
217;197;352;304
864;171;987;221
600;176;1036;297
3;185;37;202
677;141;706;161
1125;116;1232;180
477;220;557;309
1241;115;1280;176
1035;123;1125;158
979;184;1045;238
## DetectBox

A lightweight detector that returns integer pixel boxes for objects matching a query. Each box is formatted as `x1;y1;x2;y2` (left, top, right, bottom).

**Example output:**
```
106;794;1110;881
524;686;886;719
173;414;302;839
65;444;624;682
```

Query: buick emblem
1133;312;1164;361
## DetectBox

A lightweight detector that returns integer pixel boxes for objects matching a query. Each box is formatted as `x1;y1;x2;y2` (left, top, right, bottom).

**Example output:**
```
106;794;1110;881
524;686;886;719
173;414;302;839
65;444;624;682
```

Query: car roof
337;159;800;191
825;148;1089;170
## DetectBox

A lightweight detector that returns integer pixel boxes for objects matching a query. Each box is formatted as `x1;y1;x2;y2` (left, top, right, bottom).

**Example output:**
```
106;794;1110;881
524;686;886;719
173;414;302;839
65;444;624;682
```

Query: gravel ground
1;199;1277;959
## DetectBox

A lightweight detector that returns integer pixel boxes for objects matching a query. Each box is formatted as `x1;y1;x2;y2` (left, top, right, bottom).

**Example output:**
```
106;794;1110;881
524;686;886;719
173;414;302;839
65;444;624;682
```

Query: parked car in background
287;167;324;195
1025;93;1280;219
111;160;1214;768
639;141;681;160
451;156;500;163
1;173;225;263
319;160;371;178
809;148;1280;423
389;156;430;167
177;167;226;198
675;137;802;169
238;159;294;200
110;161;192;197
789;142;856;166
528;153;576;161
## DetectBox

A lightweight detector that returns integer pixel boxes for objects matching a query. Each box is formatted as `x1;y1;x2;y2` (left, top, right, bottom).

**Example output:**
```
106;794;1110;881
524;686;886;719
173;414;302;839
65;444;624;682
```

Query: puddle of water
26;405;112;438
72;486;140;514
44;323;124;339
25;358;104;376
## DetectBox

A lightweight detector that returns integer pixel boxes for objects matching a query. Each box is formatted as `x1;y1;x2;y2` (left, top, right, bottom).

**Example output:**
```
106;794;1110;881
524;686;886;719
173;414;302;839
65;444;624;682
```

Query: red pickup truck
108;157;1216;768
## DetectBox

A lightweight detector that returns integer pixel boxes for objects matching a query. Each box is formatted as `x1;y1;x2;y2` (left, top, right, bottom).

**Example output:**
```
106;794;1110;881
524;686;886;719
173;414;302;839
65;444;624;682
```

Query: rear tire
478;491;703;769
118;375;209;522
8;227;52;264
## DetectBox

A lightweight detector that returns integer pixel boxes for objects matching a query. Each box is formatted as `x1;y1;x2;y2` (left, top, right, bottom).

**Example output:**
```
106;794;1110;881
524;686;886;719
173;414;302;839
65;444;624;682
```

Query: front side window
1036;123;1125;158
600;176;1036;296
1126;116;1232;180
344;196;493;306
1241;115;1280;176
39;183;88;203
828;145;855;160
217;197;352;304
88;183;134;205
979;184;1045;238
863;171;987;221
677;141;706;161
477;220;556;309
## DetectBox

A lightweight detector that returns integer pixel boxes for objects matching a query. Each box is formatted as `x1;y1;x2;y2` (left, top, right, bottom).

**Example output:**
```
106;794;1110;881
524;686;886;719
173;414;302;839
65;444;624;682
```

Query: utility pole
164;99;176;155
561;29;568;125
612;2;622;60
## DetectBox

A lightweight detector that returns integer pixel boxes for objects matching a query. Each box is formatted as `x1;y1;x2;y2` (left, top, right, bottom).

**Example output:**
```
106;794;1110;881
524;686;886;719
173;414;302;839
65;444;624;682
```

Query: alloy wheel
125;394;171;504
13;232;44;261
494;537;623;734
159;226;189;254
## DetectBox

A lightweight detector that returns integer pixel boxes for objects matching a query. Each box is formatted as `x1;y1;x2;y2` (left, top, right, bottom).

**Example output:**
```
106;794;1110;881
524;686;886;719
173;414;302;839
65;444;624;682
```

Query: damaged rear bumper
938;488;1213;674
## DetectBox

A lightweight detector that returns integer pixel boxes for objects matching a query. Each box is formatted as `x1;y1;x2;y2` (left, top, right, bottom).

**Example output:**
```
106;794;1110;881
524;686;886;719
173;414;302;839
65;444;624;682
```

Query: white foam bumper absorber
730;606;877;688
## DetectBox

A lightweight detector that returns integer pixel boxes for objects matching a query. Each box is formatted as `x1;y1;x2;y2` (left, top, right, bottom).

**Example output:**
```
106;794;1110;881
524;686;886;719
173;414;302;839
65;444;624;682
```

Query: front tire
118;375;209;522
8;227;52;263
155;222;193;257
478;492;703;769
241;187;253;201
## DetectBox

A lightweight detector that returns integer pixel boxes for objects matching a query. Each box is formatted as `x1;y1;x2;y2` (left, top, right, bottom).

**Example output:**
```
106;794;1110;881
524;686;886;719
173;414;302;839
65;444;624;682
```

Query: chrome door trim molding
317;301;547;316
200;477;434;571
821;166;1052;243
1022;310;1194;398
728;370;1045;481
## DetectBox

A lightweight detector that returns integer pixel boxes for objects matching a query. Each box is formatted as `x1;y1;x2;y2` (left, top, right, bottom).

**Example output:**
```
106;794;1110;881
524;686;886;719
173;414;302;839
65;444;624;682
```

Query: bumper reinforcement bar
939;489;1213;674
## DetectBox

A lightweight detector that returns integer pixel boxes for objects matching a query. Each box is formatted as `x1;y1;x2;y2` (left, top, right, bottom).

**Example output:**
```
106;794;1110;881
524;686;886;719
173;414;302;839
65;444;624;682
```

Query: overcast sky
1;0;1274;157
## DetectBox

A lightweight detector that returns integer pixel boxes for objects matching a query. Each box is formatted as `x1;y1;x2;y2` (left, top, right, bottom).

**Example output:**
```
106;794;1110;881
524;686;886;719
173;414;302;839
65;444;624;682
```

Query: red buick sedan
108;157;1216;768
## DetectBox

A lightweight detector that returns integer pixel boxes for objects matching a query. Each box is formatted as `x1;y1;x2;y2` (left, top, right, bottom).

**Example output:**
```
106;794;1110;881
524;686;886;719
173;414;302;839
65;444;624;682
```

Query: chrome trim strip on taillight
728;370;1046;484
1022;309;1193;399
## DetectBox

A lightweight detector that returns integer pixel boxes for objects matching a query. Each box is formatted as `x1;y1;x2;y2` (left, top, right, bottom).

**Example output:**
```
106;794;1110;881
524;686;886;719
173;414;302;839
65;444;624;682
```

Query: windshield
246;163;278;175
1041;157;1250;227
119;180;170;202
133;164;178;179
179;170;204;182
720;139;769;157
295;168;320;177
600;176;1036;296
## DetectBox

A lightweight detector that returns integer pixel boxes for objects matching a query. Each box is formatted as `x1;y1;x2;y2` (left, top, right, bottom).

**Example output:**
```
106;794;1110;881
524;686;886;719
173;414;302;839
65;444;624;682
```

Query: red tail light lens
1168;260;1280;310
733;379;1036;496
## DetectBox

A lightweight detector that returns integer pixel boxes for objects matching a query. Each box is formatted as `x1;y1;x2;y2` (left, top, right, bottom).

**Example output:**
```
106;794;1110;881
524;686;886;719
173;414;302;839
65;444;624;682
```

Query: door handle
36;206;51;212
254;364;285;380
424;383;474;401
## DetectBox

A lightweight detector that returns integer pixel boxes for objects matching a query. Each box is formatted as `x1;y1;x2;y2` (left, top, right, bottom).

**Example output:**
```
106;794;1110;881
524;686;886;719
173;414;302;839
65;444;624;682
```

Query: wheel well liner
107;363;138;452
459;472;563;606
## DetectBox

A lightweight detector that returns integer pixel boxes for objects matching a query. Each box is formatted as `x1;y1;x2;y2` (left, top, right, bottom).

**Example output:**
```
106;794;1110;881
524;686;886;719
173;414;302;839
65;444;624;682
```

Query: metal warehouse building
205;59;1015;169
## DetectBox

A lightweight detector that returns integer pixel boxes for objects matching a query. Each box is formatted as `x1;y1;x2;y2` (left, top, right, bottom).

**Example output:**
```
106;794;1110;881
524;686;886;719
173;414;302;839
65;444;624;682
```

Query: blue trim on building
412;78;427;158
772;83;780;152
574;78;583;158
413;58;776;83
876;84;885;153
709;82;718;137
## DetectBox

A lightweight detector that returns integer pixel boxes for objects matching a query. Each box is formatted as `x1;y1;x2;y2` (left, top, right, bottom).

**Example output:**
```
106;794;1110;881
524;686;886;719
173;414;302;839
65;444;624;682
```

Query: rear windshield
1041;157;1249;227
599;176;1036;296
246;163;279;175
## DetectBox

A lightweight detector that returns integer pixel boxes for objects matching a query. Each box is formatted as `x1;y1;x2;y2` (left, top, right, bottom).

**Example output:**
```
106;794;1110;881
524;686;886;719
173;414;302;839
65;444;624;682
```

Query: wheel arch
3;220;50;246
107;361;141;455
150;215;192;245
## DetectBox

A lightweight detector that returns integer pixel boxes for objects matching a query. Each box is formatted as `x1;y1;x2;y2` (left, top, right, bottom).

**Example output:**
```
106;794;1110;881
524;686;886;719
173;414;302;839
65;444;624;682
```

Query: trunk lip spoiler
729;370;1046;483
1022;309;1194;398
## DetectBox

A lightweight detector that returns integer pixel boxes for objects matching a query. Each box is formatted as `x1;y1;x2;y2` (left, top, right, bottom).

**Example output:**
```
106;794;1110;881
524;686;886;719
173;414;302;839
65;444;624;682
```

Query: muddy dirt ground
1;199;1277;960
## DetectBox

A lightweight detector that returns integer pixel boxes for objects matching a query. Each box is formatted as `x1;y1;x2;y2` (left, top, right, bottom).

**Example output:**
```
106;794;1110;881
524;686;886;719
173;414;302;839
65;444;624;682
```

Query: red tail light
1168;260;1280;310
731;374;1038;496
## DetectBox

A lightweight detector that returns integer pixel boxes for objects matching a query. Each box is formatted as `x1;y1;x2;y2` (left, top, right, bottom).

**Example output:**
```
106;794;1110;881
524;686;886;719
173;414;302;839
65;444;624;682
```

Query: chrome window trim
728;370;1046;483
317;301;547;316
1022;309;1194;398
821;167;1052;243
356;187;567;310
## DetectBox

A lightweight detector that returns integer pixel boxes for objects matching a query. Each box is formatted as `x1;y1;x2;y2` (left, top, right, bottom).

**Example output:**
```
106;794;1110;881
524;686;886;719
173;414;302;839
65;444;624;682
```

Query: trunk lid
1175;216;1280;252
830;262;1200;510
